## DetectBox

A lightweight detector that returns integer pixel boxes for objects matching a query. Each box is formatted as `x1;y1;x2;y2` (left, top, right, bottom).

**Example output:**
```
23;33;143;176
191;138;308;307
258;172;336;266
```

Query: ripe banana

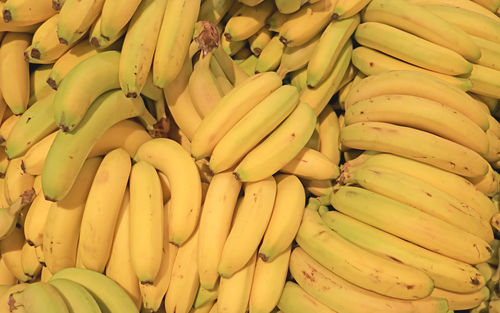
209;56;233;95
42;157;101;274
275;0;308;13
266;10;287;32
119;0;167;98
238;54;258;75
0;256;17;285
296;200;435;299
2;0;56;26
431;287;489;310
278;281;337;313
9;282;69;313
332;0;371;19
221;35;245;56
49;279;102;313
0;115;21;144
321;210;486;293
218;176;276;278
0;32;30;114
24;192;52;247
289;246;449;313
351;46;473;91
28;64;55;105
21;242;41;281
249;28;272;56
189;52;223;118
56;0;104;45
249;245;290;313
152;0;201;88
406;0;499;20
88;15;127;49
193;284;218;309
42;90;143;201
469;63;500;98
50;267;139;313
99;0;141;40
198;0;233;24
0;189;34;241
0;227;30;282
234;102;316;182
276;32;320;78
133;138;201;245
355;22;472;76
191;71;282;159
280;147;339;180
290;67;308;92
210;85;299;173
307;14;359;87
317;104;340;164
255;36;285;73
0;283;28;312
79;148;131;273
53;51;121;132
4;157;35;205
472;0;500;11
212;46;249;86
471;35;500;71
223;0;274;42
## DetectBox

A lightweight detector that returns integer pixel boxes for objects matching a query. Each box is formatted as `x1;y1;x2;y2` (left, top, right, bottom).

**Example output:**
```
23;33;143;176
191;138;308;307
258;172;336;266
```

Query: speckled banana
21;243;42;281
4;157;35;205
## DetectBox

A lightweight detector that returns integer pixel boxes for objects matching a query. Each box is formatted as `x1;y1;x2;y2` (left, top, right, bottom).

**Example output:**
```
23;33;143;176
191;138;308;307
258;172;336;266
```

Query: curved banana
119;0;167;98
275;0;308;13
29;64;55;105
0;115;20;144
212;46;249;86
88;15;127;49
234;102;316;182
266;10;287;32
49;279;102;313
210;85;299;173
49;267;139;313
2;0;56;26
317;104;340;164
191;71;282;159
53;51;121;132
345;70;489;130
21;243;41;280
351;46;473;91
198;0;233;24
0;32;30;114
280;147;339;180
189;52;223;118
249;28;272;56
332;0;371;19
0;227;30;282
193;284;218;309
238;54;257;75
78;148;131;273
0;283;28;312
9;282;69;313
5;157;35;205
209;56;233;95
276;32;320;78
278;281;337;313
406;0;499;19
0;256;16;284
431;287;489;310
469;63;500;98
24;193;52;247
56;0;104;45
218;253;256;313
289;67;308;92
42;90;143;201
322;210;486;293
99;0;141;40
152;0;201;88
223;1;274;42
21;131;56;176
469;163;500;196
218;176;276;278
471;35;500;72
289;246;449;313
255;36;285;73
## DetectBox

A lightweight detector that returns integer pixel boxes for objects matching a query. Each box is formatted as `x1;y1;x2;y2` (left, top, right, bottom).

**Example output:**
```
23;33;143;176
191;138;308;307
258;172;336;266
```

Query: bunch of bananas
0;0;499;312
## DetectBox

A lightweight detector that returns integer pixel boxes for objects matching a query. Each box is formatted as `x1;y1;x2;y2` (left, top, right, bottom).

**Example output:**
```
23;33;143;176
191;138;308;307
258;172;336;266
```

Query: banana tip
58;37;68;45
30;48;41;60
90;37;100;49
52;0;62;10
258;253;269;262
46;78;58;90
2;10;11;23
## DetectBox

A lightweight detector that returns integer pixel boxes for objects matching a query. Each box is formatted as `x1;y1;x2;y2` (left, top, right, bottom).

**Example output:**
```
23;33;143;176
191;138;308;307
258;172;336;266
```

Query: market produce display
0;0;500;312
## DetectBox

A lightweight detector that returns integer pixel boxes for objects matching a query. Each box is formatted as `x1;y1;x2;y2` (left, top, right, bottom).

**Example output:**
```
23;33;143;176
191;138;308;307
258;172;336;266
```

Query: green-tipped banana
198;0;233;24
42;90;143;201
49;279;102;313
10;282;69;313
278;281;337;313
53;51;121;132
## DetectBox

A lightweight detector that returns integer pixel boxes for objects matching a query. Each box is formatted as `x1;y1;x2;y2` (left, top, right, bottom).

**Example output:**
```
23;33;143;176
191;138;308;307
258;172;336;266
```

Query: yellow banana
78;148;131;273
212;45;249;86
0;255;16;285
209;56;233;95
302;179;334;197
0;283;28;312
289;67;308;92
485;128;500;162
278;281;337;313
407;0;499;20
249;28;272;56
119;0;167;98
19;133;56;176
471;35;500;72
469;163;500;196
88;15;127;49
210;85;299;173
332;0;371;19
276;32;320;78
238;54;257;75
0;32;30;114
351;46;473;91
473;0;500;12
48;278;102;313
4;157;34;205
2;0;56;26
198;0;233;24
0;115;20;144
56;0;104;45
431;287;489;310
275;0;308;13
21;242;41;281
317;104;340;164
23;193;52;247
0;227;30;282
469;63;500;98
28;64;55;105
280;147;339;180
223;0;274;42
193;284;218;309
255;36;285;73
189;52;223;118
99;0;141;40
234;102;316;182
221;34;245;56
266;10;286;32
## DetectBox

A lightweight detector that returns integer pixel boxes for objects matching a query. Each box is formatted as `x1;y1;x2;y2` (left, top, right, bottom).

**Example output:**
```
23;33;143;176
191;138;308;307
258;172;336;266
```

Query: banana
280;147;339;180
88;15;127;49
24;193;52;247
278;0;337;47
152;0;201;88
471;36;500;72
351;46;473;91
133;139;201;246
289;246;449;313
223;1;274;42
28;64;55;105
79;148;131;273
255;36;285;73
297;200;435;299
42;157;101;274
0;256;17;285
0;285;11;298
9;282;69;313
5;157;34;205
193;284;218;309
0;115;20;145
209;56;233;95
249;246;290;313
1;227;30;282
99;0;141;40
423;4;500;44
5;95;57;159
275;0;308;13
53;51;121;132
0;283;28;312
56;0;104;45
407;0;499;20
129;160;163;284
198;0;233;24
2;0;56;26
289;67;308;92
330;186;492;264
332;0;371;19
431;287;489;310
266;10;286;32
363;0;481;62
189;52;223;118
18;131;51;176
469;63;500;98
106;189;142;309
221;35;245;56
42;90;143;201
307;14;359;87
25;14;73;64
218;176;276;278
212;46;249;86
472;0;500;12
49;279;102;313
303;179;334;196
278;281;337;313
239;0;265;5
276;33;320;78
238;55;257;75
234;102;316;182
49;267;139;313
300;39;352;115
0;188;34;240
258;174;304;262
198;171;241;289
249;28;272;56
0;32;30;114
191;301;215;313
119;0;167;98
164;227;199;313
191;71;281;159
317;104;340;164
210;85;299;173
355;22;472;76
46;40;99;90
21;242;42;280
321;210;486;293
218;253;257;313
469;163;500;196
164;53;202;141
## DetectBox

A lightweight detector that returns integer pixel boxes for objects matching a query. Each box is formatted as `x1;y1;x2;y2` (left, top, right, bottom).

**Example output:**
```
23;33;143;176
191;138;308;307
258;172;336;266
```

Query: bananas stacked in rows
0;0;498;312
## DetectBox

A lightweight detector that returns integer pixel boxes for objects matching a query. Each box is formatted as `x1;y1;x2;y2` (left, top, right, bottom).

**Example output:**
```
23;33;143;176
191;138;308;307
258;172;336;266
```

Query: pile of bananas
0;0;500;312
